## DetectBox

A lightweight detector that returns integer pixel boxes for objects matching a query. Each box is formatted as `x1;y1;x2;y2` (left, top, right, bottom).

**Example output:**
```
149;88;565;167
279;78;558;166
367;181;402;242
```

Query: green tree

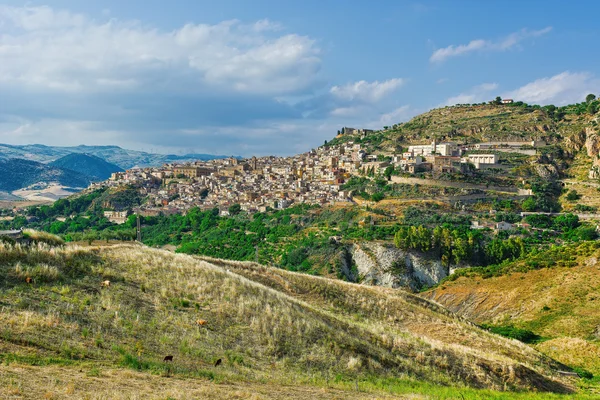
383;165;395;181
586;93;596;103
452;237;469;265
228;204;242;216
371;192;384;202
494;96;502;105
587;101;598;115
566;190;580;201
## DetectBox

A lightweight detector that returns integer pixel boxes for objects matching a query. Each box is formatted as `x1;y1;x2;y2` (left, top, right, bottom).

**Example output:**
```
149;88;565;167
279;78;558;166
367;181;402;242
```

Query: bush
482;324;542;344
566;190;580;202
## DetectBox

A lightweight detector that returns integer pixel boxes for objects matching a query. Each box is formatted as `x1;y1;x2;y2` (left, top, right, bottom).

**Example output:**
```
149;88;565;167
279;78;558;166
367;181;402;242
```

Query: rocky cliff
344;242;449;291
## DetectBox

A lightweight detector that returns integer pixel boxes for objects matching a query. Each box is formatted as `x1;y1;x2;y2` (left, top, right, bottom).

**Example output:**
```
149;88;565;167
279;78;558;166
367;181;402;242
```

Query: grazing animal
196;319;208;326
214;358;222;367
163;355;173;362
100;280;111;287
25;277;33;284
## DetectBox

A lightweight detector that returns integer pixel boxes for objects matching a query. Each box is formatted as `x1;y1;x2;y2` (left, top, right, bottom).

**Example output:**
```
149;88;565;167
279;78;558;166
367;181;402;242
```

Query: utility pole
136;213;142;242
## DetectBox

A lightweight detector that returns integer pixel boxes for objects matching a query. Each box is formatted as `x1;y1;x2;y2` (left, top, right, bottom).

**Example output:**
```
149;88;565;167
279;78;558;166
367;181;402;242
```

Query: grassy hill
0;158;91;192
424;241;600;379
49;153;123;181
0;239;587;398
330;103;596;153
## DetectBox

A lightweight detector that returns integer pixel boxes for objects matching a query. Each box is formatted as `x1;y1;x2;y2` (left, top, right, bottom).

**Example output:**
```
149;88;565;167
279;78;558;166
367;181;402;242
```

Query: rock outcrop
345;242;449;291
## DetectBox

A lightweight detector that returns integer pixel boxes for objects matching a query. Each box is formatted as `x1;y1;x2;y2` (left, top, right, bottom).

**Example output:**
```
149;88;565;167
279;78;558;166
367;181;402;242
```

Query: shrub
481;324;542;344
565;190;581;202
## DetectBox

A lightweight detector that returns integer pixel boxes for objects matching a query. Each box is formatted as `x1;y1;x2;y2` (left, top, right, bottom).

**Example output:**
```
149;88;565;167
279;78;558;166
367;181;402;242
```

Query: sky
0;1;599;157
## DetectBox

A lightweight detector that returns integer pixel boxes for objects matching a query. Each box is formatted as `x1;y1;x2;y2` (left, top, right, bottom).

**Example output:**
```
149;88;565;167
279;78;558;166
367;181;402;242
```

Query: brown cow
196;319;207;326
25;277;33;284
163;355;173;362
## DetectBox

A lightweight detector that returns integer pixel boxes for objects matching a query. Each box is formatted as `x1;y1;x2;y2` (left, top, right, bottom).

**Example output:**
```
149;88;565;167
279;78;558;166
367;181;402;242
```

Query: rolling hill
49;153;123;181
0;158;91;192
424;241;600;378
0;239;580;398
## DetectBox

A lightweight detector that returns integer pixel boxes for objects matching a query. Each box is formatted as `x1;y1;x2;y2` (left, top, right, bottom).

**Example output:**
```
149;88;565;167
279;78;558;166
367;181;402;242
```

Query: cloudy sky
0;1;599;156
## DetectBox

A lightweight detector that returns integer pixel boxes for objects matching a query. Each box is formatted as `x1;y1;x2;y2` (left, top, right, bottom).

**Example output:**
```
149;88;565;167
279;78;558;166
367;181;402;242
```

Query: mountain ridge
0;143;233;169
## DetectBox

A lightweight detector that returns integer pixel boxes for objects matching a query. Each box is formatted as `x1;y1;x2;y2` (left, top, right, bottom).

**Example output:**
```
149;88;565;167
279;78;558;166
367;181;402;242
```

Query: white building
407;141;457;157
464;154;498;169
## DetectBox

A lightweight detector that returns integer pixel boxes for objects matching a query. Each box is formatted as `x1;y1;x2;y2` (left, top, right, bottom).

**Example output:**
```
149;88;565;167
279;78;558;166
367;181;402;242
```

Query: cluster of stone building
397;139;545;174
93;134;543;221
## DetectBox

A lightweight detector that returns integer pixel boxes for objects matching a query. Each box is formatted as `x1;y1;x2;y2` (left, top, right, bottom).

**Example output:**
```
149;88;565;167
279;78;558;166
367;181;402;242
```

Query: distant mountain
0;144;232;169
50;153;123;181
0;158;91;192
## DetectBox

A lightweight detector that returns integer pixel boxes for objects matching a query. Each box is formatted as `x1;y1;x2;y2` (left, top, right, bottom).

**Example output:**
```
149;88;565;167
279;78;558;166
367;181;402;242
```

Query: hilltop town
98;125;548;223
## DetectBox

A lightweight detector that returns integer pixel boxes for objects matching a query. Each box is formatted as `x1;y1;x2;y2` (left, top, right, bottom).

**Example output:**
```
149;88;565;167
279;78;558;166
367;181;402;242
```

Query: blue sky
0;1;598;156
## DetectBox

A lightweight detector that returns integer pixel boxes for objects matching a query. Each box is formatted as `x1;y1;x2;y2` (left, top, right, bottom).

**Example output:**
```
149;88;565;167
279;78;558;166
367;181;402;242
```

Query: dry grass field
425;242;600;379
0;239;594;398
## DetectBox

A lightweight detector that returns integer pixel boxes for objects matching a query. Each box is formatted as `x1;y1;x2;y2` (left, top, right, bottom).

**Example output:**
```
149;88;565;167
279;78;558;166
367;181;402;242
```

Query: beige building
173;166;213;178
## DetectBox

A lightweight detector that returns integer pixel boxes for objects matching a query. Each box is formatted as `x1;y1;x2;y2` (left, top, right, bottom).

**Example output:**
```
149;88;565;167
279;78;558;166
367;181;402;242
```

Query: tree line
393;225;525;267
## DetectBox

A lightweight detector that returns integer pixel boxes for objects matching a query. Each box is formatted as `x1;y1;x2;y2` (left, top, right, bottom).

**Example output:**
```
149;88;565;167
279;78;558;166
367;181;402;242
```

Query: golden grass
0;364;405;400
425;247;600;376
22;229;65;246
537;338;600;376
0;243;577;396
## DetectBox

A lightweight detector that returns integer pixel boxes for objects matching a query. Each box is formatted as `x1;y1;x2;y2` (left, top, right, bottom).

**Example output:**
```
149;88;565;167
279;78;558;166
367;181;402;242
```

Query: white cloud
430;27;552;63
503;71;600;105
0;5;412;157
0;5;321;95
330;106;368;117
376;105;412;125
330;78;404;103
443;82;499;106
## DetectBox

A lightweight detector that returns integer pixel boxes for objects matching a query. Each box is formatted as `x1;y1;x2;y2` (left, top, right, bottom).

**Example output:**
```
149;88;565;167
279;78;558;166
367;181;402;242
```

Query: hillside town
95;128;545;221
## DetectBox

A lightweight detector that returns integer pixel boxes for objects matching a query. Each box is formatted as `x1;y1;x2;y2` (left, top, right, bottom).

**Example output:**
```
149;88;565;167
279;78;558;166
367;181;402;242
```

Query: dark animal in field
214;358;222;367
25;277;33;284
163;355;173;362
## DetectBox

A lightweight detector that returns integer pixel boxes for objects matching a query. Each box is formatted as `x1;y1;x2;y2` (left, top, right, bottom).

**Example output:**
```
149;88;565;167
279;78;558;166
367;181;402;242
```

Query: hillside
331;103;594;151
424;241;600;377
0;240;582;398
50;153;123;181
0;158;91;192
328;102;600;184
0;144;231;169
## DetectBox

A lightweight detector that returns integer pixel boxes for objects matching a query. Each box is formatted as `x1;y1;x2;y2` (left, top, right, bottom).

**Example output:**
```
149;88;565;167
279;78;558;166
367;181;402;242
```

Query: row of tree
393;225;525;267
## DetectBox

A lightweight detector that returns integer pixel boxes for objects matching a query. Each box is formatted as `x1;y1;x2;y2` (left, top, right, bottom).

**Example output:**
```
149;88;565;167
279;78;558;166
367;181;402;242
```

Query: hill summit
50;153;123;181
